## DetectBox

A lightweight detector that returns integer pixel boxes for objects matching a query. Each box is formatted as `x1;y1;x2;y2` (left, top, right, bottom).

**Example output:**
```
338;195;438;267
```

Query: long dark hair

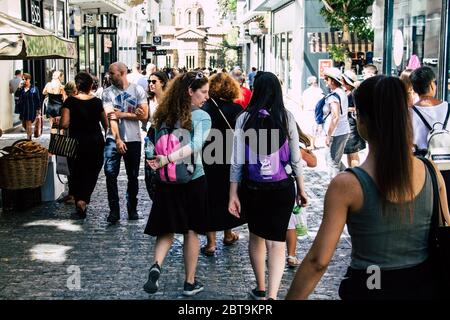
153;71;208;130
148;71;169;100
353;75;414;205
243;71;289;140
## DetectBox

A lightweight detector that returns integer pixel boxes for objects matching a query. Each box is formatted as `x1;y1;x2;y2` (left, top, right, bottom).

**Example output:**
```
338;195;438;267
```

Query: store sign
154;50;167;56
69;7;82;37
318;59;333;79
31;0;41;26
84;14;96;27
153;35;162;45
98;27;117;35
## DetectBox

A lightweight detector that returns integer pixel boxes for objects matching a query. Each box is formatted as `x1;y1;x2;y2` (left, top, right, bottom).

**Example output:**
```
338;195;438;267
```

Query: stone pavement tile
0;156;350;300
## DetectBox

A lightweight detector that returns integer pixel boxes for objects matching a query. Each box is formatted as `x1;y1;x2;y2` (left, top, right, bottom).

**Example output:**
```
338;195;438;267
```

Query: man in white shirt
127;63;147;90
301;76;324;146
103;62;149;223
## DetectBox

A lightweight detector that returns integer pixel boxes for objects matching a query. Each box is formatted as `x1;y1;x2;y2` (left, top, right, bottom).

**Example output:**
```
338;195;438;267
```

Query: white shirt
301;85;324;111
412;101;449;150
323;87;350;137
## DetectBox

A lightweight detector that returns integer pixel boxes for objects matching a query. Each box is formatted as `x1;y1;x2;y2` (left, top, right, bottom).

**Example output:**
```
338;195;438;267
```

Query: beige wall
0;0;23;131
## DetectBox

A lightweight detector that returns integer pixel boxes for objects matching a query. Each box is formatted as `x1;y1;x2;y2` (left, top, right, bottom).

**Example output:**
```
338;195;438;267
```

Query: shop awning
68;0;128;14
0;12;76;60
308;32;373;53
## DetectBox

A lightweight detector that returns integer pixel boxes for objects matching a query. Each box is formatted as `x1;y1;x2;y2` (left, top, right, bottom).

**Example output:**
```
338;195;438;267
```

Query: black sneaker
128;211;139;220
143;263;161;294
107;211;120;224
183;279;204;296
249;288;266;300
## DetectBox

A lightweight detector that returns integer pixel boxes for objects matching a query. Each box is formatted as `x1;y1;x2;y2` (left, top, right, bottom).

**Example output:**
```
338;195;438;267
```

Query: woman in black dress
43;70;65;127
60;72;108;219
342;70;366;167
201;72;246;256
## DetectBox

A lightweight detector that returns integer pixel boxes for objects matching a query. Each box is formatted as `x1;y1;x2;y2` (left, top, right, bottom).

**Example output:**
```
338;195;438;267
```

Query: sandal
201;245;216;257
287;256;301;268
223;232;239;246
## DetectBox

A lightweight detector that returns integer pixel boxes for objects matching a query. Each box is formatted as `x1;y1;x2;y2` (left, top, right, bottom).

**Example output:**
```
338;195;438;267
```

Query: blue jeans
104;138;141;214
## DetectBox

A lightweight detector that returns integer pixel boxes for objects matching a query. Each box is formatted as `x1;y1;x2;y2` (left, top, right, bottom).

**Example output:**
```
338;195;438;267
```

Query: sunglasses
148;79;159;84
185;72;205;88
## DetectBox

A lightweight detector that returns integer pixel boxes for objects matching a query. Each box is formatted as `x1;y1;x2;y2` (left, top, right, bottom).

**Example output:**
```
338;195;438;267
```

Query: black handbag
49;127;79;158
419;157;450;298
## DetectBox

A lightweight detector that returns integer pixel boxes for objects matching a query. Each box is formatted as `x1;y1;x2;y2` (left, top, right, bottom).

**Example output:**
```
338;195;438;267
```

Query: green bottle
293;205;308;236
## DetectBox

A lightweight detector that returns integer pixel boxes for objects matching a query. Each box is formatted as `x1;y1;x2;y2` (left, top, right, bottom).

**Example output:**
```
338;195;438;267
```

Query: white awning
69;0;128;14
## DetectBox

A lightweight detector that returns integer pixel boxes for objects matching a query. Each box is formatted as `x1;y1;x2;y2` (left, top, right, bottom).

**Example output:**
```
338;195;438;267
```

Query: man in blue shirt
248;67;257;91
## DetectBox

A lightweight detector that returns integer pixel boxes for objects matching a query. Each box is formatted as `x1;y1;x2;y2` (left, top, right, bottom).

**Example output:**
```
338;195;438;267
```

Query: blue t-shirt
248;72;256;86
190;109;212;179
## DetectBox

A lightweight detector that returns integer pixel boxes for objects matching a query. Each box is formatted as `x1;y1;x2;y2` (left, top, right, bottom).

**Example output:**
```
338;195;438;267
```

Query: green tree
319;0;374;68
218;0;237;18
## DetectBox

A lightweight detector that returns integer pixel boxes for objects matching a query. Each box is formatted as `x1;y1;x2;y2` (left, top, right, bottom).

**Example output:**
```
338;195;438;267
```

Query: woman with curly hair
143;71;211;297
201;72;245;256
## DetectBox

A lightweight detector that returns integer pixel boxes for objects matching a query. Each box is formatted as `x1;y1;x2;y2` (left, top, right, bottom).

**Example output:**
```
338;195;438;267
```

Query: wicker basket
0;140;49;190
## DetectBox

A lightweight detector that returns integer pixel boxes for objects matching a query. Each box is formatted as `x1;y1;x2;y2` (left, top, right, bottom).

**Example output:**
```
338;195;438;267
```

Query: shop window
166;55;172;68
391;0;441;76
287;32;293;90
210;55;217;68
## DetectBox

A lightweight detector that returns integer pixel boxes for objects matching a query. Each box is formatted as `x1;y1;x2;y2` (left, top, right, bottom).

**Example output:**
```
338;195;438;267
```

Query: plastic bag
292;205;308;236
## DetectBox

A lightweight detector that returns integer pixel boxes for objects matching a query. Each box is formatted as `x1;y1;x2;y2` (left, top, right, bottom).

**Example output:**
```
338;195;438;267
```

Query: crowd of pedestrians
8;59;450;300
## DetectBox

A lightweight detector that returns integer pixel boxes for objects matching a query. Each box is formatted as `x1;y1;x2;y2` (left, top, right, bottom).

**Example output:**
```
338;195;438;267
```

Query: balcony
69;0;129;14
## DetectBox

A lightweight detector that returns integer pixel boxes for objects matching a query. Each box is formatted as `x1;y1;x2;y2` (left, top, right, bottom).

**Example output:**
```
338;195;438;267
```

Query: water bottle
293;205;308;237
144;137;155;160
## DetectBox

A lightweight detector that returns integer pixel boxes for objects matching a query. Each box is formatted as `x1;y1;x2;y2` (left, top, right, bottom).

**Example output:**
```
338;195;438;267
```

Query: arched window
177;10;181;25
197;9;204;26
186;10;191;25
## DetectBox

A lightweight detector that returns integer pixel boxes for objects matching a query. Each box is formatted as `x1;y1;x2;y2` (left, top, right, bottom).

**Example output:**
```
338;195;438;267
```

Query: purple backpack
244;109;291;187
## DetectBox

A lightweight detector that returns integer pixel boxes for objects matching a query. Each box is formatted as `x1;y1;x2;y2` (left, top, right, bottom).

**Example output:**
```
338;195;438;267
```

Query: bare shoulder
330;171;360;190
326;171;363;211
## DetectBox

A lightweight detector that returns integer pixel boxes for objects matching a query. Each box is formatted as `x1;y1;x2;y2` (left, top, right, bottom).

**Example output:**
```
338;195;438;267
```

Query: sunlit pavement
0;117;353;300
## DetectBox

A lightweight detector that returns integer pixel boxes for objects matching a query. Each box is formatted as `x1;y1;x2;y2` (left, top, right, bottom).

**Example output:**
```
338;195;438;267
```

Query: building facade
150;0;228;69
237;0;329;106
0;0;24;130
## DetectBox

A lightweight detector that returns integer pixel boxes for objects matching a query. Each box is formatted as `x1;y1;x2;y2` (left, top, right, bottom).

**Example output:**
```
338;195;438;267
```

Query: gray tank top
346;166;433;270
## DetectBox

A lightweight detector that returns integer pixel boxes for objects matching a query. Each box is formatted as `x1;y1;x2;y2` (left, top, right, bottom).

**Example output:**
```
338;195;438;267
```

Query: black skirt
344;114;366;154
240;178;295;242
204;164;246;231
144;176;209;236
338;259;436;300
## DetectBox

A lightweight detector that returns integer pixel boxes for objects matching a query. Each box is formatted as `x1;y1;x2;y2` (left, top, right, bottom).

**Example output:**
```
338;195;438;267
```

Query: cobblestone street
0;123;352;300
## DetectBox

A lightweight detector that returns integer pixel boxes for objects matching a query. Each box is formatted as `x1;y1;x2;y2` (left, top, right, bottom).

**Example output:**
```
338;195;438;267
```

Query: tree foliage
218;0;237;18
319;0;374;65
320;0;374;39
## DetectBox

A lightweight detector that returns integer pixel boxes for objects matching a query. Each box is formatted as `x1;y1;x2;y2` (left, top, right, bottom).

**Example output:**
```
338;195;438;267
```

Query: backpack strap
443;103;450;129
210;98;234;132
326;92;343;115
412;106;432;131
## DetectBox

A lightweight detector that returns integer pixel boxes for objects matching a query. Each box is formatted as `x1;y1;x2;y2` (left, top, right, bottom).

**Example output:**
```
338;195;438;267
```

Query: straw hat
341;70;358;88
323;67;342;85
